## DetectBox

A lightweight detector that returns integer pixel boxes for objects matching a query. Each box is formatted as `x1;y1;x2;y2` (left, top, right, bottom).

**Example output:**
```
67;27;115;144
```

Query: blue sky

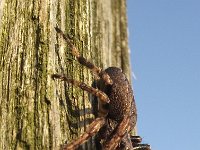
127;0;200;150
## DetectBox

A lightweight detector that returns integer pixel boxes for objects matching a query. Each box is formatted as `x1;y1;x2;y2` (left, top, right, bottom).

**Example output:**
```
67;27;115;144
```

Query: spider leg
55;27;113;85
131;136;151;150
131;135;142;146
62;117;105;150
51;74;110;117
103;115;131;150
132;144;151;150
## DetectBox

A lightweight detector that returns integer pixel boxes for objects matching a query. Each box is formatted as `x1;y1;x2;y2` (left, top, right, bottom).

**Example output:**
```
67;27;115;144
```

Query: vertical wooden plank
0;0;131;149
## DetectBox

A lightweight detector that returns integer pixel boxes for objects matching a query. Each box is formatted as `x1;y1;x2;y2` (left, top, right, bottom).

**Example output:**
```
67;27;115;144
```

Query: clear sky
127;0;200;150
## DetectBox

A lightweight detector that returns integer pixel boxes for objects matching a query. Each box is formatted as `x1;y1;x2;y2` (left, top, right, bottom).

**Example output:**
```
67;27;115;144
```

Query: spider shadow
54;47;98;149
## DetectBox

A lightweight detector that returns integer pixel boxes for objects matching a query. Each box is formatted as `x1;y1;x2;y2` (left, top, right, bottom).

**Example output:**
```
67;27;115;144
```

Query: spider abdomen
100;67;136;122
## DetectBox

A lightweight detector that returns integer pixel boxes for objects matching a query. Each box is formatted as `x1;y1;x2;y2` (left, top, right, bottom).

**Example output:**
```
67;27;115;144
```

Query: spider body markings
52;27;150;150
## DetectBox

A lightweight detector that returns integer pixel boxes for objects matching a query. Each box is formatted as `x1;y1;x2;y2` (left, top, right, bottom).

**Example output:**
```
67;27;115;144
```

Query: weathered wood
0;0;131;149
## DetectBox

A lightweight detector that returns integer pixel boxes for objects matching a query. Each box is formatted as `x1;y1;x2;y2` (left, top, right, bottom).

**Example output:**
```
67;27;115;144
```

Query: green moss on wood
0;0;131;149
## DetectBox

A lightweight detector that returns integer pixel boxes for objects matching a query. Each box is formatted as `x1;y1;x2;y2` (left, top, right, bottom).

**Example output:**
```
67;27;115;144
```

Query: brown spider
52;27;151;150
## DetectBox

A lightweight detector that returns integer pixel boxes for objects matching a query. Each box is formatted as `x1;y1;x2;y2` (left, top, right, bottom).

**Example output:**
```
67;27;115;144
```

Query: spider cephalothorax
52;27;150;150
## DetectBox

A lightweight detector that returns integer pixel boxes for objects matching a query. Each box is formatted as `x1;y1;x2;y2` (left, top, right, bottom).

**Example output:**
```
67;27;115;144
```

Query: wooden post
0;0;132;149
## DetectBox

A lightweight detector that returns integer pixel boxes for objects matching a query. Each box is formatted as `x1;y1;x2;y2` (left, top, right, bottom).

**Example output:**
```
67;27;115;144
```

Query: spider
52;27;151;150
